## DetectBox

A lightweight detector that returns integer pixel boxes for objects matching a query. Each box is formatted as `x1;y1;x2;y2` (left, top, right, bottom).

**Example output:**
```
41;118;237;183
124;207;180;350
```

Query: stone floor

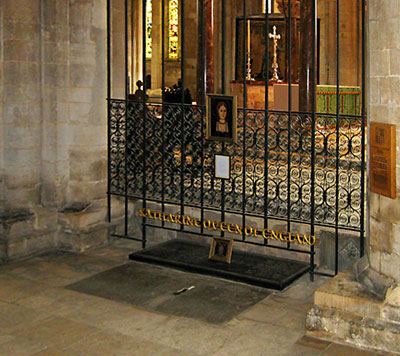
0;239;396;356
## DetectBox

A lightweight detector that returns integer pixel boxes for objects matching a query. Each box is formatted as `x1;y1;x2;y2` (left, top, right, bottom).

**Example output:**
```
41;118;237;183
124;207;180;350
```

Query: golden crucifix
269;25;282;82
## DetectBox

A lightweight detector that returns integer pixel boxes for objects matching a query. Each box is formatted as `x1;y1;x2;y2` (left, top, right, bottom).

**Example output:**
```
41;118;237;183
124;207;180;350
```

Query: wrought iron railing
109;99;363;232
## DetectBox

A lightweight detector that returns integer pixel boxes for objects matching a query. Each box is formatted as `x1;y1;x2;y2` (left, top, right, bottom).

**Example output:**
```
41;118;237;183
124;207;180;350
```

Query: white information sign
215;155;230;179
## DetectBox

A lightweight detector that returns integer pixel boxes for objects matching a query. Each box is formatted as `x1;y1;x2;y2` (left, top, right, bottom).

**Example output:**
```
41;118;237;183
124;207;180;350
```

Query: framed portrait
209;237;234;264
206;94;237;143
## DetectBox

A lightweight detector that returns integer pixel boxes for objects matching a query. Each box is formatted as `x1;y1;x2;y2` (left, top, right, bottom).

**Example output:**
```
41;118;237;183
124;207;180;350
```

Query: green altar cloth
316;85;361;116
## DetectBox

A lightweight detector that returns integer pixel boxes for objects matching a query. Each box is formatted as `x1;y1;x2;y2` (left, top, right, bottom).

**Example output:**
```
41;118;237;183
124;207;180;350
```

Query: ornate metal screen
110;102;363;226
107;0;366;278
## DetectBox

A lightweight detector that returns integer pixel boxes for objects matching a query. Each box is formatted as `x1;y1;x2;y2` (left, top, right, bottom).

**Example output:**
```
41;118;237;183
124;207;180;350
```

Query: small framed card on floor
209;237;234;264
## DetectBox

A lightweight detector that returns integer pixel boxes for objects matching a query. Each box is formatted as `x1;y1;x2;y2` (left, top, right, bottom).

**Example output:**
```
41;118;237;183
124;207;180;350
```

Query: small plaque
370;122;396;199
215;155;230;179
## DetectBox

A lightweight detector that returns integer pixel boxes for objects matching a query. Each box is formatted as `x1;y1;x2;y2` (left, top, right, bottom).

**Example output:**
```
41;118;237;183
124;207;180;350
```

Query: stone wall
0;0;115;262
368;0;400;283
0;0;3;261
306;1;400;353
1;0;42;210
0;0;50;261
0;1;5;215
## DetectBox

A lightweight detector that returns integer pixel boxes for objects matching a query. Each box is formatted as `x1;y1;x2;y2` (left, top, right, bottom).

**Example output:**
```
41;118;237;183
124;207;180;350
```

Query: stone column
277;0;300;83
318;0;362;86
0;0;56;261
56;0;110;251
111;0;126;98
299;0;314;112
151;0;162;90
132;0;143;88
1;0;42;210
184;0;198;98
197;0;214;103
0;0;123;262
0;0;5;213
40;0;70;209
204;0;214;94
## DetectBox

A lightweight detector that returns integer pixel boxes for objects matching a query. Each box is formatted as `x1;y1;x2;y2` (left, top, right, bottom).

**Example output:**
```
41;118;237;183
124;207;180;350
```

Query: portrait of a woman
215;101;229;136
207;94;237;143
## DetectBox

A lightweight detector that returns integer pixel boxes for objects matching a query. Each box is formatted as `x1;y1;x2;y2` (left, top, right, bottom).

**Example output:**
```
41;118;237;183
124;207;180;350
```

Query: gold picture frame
209;237;234;264
206;94;237;143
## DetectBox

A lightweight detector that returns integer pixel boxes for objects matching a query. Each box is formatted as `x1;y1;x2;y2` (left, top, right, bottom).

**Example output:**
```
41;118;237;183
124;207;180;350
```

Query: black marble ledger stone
129;239;310;290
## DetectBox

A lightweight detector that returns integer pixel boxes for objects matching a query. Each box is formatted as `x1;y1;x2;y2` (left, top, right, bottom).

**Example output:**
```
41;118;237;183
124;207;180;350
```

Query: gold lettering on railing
138;208;316;246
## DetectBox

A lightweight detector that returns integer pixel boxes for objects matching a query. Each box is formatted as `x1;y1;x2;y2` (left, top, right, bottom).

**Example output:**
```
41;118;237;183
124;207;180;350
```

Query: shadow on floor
66;261;270;324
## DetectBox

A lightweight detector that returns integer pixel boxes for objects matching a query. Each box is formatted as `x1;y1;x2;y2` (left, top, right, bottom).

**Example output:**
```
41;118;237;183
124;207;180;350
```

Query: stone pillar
1;0;42;210
184;0;198;98
299;0;314;112
0;0;5;213
151;0;162;90
204;0;214;94
41;0;108;211
0;0;54;261
111;0;126;98
197;0;214;102
0;0;117;262
277;0;300;83
40;1;70;209
132;0;143;88
56;0;110;251
318;0;362;86
0;0;5;261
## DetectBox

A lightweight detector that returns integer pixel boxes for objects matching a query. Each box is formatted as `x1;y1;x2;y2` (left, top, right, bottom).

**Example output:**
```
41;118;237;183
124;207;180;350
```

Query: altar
316;85;361;116
231;82;361;116
230;81;274;110
273;83;361;115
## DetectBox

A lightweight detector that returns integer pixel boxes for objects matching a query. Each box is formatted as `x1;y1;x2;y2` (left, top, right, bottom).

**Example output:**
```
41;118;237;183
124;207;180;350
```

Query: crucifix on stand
269;25;282;82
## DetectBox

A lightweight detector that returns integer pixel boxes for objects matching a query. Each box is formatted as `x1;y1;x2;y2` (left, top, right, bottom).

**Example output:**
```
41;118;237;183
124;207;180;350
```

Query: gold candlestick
247;20;251;54
246;20;254;81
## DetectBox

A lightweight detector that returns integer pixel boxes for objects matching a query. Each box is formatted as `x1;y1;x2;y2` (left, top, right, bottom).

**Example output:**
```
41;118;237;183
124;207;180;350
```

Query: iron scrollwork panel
110;98;363;231
109;100;127;195
126;101;144;196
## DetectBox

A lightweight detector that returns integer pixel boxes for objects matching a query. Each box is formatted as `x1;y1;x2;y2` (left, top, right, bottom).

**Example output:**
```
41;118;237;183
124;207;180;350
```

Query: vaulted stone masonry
0;0;121;262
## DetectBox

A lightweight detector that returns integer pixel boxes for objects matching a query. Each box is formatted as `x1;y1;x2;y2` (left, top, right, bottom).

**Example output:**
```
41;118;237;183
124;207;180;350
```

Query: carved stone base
0;198;126;264
0;208;58;263
306;265;400;354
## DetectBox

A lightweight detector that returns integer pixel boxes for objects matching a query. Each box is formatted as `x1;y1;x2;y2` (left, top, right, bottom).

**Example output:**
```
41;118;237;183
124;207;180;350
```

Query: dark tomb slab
66;262;269;324
129;239;310;290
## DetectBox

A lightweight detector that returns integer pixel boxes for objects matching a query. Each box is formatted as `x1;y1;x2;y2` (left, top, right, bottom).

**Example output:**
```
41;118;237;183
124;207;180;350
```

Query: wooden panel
370;122;396;199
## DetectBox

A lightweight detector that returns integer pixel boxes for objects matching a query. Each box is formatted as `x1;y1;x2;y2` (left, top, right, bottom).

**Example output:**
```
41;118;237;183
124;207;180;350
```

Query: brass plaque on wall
370;122;396;199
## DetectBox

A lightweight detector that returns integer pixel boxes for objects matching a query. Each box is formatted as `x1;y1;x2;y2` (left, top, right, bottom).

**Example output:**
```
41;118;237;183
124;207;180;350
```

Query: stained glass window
168;0;179;59
145;0;179;60
146;0;152;59
263;0;273;13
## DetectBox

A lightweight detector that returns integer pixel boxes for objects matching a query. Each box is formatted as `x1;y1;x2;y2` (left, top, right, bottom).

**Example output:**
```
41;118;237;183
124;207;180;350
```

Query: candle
247;20;251;54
